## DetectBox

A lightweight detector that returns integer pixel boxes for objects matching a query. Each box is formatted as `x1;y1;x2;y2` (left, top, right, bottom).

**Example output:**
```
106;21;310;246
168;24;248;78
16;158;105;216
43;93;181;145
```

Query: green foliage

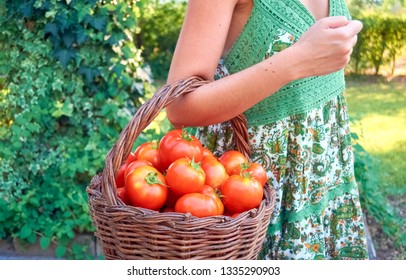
349;0;406;12
347;80;406;253
348;12;406;75
0;0;155;259
352;130;406;250
137;0;186;80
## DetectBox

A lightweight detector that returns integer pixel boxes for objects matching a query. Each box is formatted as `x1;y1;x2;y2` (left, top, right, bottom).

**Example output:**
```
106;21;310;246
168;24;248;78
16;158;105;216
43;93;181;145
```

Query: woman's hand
290;16;363;78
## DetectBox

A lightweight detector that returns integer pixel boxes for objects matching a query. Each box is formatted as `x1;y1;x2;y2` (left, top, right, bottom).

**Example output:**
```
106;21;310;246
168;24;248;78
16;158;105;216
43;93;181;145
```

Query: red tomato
125;165;168;211
133;141;163;171
223;211;234;217
159;129;203;170
231;213;241;218
125;152;137;165
201;185;224;215
166;158;206;196
117;187;130;205
201;156;229;189
202;147;214;158
115;163;128;188
241;162;268;186
175;193;219;218
162;206;174;213
124;159;152;179
165;188;181;208
220;173;263;214
218;150;248;176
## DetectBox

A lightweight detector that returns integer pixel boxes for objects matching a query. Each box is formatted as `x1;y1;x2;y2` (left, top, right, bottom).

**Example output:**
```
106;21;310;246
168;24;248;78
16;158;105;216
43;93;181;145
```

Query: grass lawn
345;77;406;259
346;78;406;194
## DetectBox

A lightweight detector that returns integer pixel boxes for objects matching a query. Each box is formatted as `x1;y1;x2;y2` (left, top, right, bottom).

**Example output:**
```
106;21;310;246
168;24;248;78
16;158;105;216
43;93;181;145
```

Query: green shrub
137;0;186;81
352;131;405;250
349;12;406;75
0;0;154;258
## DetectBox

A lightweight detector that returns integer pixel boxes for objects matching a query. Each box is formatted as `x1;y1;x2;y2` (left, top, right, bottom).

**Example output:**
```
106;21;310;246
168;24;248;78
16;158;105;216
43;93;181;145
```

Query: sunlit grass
346;79;406;194
352;114;406;153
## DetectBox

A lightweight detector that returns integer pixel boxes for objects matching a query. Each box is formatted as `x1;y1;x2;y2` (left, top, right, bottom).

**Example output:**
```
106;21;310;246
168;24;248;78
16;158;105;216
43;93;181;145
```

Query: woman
166;0;368;260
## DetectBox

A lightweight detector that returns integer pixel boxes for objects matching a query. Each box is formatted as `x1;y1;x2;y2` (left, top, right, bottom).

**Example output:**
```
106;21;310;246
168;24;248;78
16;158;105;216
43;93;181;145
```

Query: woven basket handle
102;76;252;206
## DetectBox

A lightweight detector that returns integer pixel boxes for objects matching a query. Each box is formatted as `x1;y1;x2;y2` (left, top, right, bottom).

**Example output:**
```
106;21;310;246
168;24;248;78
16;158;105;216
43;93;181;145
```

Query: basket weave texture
87;76;276;260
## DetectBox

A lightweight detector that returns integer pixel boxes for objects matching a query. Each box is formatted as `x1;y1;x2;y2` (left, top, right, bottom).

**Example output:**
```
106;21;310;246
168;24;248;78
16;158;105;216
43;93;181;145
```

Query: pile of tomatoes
114;129;268;218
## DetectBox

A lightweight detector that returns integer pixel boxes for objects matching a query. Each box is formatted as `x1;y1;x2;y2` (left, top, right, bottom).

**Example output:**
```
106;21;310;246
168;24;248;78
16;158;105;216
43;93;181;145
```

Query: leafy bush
137;0;186;81
352;131;405;250
348;12;406;75
0;0;154;258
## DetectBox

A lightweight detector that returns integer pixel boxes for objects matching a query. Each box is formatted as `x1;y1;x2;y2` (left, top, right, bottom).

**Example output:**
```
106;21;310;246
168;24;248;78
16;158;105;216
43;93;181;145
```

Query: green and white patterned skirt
196;93;369;260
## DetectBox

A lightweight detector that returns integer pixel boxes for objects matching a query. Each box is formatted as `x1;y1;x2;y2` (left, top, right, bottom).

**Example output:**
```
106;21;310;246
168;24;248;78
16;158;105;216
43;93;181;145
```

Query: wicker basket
87;76;276;260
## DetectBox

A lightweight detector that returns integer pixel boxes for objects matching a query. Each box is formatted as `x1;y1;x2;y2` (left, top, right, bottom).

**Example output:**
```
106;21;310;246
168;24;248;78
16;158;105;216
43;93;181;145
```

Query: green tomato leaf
20;224;32;239
67;230;75;239
27;232;37;244
40;237;51;250
402;234;406;247
56;245;66;258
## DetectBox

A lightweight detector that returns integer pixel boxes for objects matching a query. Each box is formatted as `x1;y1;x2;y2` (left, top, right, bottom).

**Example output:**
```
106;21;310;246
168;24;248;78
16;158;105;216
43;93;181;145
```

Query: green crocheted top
223;0;351;126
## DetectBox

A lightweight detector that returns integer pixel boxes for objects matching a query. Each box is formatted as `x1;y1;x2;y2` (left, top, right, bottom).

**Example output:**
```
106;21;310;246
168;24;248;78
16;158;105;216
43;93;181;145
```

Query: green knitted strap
267;181;357;235
224;0;352;126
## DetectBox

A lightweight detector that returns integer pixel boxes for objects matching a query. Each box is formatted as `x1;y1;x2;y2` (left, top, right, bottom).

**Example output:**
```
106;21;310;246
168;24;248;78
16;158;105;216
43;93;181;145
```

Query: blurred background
0;0;404;259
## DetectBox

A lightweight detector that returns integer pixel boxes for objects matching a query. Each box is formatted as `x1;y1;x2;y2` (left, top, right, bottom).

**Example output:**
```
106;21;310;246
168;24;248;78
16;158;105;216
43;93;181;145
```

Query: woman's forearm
166;46;304;128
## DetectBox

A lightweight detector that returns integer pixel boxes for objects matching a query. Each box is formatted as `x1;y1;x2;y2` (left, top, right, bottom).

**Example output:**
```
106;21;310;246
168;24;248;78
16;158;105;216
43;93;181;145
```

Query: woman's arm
166;0;362;128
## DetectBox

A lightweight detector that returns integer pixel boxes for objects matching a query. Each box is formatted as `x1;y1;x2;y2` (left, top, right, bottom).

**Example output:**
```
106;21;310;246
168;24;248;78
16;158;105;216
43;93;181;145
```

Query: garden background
0;0;405;260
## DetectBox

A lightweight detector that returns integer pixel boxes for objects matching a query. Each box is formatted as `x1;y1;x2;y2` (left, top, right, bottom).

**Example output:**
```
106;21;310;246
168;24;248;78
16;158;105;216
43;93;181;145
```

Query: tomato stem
181;128;193;142
145;172;164;185
239;162;250;170
241;171;253;179
214;188;225;199
151;140;159;150
189;157;204;173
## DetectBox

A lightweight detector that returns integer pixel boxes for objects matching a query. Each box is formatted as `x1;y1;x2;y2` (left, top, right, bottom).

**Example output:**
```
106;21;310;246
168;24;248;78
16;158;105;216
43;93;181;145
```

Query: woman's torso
223;0;331;58
216;0;352;126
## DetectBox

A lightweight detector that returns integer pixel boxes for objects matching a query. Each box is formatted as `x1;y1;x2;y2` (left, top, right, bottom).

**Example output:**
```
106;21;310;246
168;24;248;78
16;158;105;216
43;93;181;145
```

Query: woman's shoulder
237;0;253;6
167;0;241;83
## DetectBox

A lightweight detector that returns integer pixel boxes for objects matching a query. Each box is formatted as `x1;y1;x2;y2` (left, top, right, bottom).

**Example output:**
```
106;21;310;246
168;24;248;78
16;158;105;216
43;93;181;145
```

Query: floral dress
195;0;369;260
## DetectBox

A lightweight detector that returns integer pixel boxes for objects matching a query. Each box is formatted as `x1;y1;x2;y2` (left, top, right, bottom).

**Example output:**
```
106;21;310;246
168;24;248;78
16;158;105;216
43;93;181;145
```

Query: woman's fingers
339;20;363;37
318;16;349;29
350;20;364;34
352;35;358;47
